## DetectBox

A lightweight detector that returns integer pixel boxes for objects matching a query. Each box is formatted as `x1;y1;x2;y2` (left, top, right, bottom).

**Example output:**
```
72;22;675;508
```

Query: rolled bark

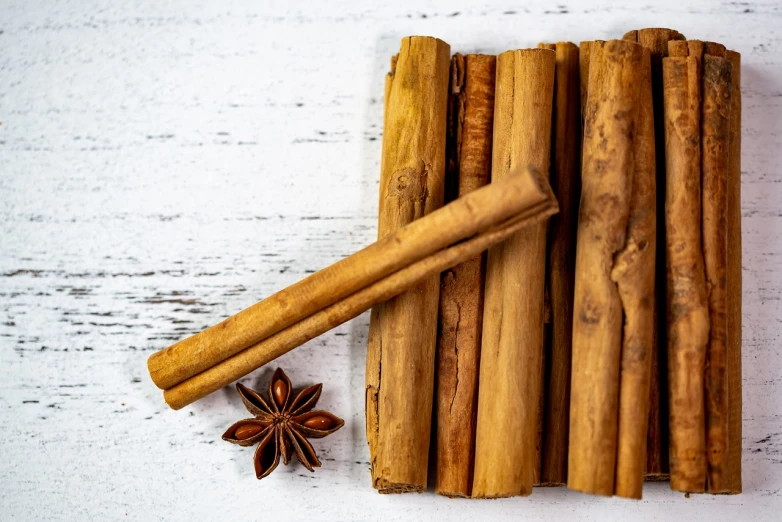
568;39;643;497
538;41;582;487
663;42;709;493
163;169;559;410
725;49;743;494
435;53;496;498
622;28;686;482
163;172;557;409
701;52;733;494
365;35;450;493
472;48;555;498
668;39;736;494
614;46;657;499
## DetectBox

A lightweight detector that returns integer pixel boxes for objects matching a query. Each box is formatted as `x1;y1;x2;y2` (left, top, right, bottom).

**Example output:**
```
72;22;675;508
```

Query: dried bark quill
163;168;558;410
568;39;656;498
472;47;555;499
538;41;581;487
622;28;686;482
365;35;450;494
435;53;496;498
700;46;733;494
664;39;739;495
662;41;710;494
725;49;742;495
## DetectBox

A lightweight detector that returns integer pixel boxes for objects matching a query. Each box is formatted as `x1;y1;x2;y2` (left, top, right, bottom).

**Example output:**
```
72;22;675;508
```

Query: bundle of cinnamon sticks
367;31;741;499
147;28;742;500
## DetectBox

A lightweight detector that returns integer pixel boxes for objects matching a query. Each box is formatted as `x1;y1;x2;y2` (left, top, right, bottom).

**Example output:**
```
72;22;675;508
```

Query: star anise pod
222;368;344;480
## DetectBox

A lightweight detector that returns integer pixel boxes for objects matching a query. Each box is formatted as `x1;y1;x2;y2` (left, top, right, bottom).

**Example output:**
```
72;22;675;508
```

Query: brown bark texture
366;35;451;494
663;43;710;493
622;28;686;481
613;46;657;499
568;39;645;497
701;52;732;494
435;53;496;498
472;48;555;499
537;41;581;487
725;49;743;494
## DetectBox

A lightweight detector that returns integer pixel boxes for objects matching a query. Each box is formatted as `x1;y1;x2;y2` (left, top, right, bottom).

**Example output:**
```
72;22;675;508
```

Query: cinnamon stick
365;36;450;494
578;41;596;120
622;28;685;482
538;41;581;487
701;51;733;494
435;53;496;498
472;48;555;498
614;46;657;499
568;39;644;497
725;49;742;494
163;168;559;410
663;41;709;493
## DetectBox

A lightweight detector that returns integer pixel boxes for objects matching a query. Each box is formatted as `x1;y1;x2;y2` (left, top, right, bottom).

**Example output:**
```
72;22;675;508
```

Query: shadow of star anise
222;368;344;480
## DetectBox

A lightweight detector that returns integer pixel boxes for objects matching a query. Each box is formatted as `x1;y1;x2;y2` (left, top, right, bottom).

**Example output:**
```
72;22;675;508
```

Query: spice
434;52;495;498
568;39;651;497
725;49;742;494
662;43;709;493
472;47;555;499
222;368;344;480
537;41;581;487
162;167;559;411
622;28;685;483
365;35;451;494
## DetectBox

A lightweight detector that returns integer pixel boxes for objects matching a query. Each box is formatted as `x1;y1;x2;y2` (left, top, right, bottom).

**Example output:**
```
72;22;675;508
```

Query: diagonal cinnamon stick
162;168;558;410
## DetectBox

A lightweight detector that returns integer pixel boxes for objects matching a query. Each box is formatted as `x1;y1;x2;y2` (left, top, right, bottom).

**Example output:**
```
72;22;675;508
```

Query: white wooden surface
1;0;781;519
